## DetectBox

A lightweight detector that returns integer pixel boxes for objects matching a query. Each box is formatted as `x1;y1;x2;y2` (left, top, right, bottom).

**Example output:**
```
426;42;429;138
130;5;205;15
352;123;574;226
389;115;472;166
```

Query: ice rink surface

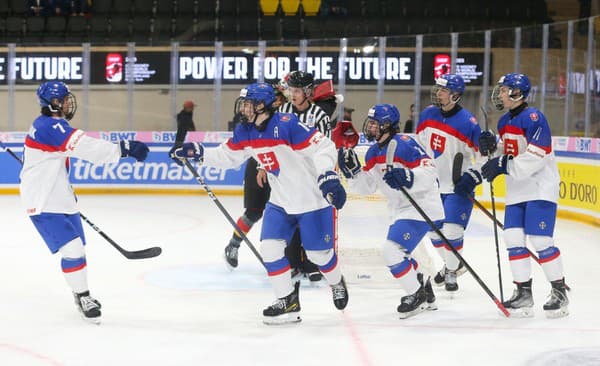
1;194;599;366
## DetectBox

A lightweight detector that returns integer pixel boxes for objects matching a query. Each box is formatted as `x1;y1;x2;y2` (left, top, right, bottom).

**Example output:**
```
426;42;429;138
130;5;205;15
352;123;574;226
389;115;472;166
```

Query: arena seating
0;0;555;45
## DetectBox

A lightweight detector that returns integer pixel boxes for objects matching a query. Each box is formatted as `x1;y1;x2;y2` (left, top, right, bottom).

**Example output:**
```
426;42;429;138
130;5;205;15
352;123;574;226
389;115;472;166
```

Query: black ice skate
263;281;301;325
543;278;569;318
397;284;428;319
433;261;466;287
502;279;534;318
418;273;437;310
331;276;349;310
444;269;459;293
224;241;240;269
74;291;101;324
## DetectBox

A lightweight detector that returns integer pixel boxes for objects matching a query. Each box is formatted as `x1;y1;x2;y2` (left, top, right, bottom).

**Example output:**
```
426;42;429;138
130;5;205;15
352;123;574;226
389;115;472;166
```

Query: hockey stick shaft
182;159;266;269
388;140;509;316
0;141;161;260
454;151;504;301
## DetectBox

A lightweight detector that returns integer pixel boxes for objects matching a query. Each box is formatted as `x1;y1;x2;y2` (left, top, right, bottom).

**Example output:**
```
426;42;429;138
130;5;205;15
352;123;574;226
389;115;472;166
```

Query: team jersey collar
509;102;528;119
440;104;462;118
254;113;274;132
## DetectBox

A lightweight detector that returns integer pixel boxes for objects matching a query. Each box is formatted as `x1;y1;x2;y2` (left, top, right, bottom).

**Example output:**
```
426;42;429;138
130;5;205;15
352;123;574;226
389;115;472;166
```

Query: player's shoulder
521;106;546;124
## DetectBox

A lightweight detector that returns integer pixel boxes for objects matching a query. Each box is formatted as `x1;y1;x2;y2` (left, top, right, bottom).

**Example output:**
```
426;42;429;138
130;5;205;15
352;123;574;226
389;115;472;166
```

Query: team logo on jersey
539;221;547;230
503;138;519;156
470;116;478;124
280;115;290;122
530;113;539;121
257;151;281;176
430;133;446;158
403;232;411;241
324;234;331;243
400;135;411;141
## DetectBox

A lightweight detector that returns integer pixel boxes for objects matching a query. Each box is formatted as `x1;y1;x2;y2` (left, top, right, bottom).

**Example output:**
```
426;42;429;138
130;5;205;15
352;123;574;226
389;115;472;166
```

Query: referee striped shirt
278;102;331;138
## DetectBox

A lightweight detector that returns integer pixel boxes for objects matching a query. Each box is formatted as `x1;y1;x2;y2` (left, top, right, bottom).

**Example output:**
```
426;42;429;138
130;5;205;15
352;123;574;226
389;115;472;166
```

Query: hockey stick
387;139;509;316
453;151;504;301
182;158;266;269
0;141;162;260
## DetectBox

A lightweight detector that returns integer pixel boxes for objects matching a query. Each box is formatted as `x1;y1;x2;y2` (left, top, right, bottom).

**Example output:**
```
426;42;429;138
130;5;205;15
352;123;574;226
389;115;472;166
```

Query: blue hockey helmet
362;103;400;141
491;73;531;110
431;73;465;108
37;81;77;120
239;82;276;111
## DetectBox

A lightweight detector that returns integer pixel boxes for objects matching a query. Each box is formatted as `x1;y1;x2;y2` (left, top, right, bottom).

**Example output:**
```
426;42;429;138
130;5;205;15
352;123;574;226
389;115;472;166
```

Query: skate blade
545;306;569;319
263;312;302;325
426;301;438;311
501;307;534;318
399;303;427;319
80;314;101;325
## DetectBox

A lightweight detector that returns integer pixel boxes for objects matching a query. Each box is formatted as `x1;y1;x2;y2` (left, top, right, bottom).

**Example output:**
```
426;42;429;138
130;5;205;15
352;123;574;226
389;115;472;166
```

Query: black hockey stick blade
452;152;464;185
79;213;163;260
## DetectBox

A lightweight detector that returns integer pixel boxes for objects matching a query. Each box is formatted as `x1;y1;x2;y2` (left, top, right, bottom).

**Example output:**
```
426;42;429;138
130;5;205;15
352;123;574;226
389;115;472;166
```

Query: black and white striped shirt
278;102;331;138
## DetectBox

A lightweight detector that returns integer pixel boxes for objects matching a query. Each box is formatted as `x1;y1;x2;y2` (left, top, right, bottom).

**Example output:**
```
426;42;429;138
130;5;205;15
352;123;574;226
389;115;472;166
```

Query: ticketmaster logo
70;159;228;182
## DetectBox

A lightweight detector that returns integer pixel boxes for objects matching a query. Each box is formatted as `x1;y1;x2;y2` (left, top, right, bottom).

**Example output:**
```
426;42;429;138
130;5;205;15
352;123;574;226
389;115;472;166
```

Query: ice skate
224;241;240;269
444;269;459;294
433;261;466;287
418;273;437;310
331;276;349;310
543;279;569;319
263;282;301;325
502;280;534;318
397;284;428;319
74;291;101;324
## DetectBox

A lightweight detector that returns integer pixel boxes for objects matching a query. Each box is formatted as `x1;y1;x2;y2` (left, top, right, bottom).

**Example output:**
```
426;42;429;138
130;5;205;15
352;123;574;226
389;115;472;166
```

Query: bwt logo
100;131;138;142
152;132;176;142
575;138;591;153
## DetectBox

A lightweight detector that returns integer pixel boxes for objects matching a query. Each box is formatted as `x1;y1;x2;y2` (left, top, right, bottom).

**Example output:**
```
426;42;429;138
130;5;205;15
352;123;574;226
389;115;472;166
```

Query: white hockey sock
397;267;420;294
539;249;564;282
444;247;462;271
59;238;88;294
269;271;293;299
507;247;532;283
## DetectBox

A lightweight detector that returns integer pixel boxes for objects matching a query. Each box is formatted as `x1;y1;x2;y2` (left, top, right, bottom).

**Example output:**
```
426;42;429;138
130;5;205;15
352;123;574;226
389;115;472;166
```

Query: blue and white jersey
496;106;559;205
348;134;444;223
20;115;122;216
416;105;483;194
203;113;337;214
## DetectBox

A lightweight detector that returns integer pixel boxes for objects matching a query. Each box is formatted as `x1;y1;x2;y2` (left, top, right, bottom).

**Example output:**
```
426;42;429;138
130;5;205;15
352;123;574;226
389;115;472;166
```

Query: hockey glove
169;142;204;166
383;168;414;190
454;169;483;197
318;171;347;210
119;140;149;162
481;155;512;182
479;131;498;157
338;148;361;179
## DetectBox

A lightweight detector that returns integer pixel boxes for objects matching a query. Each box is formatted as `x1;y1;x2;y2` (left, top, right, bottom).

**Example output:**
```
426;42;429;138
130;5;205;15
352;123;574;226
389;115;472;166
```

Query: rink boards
0;131;598;225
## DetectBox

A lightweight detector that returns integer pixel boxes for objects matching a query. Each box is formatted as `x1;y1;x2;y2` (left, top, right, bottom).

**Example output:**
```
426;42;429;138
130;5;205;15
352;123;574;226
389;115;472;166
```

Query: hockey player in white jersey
480;73;569;318
171;82;349;324
416;74;484;293
339;104;444;318
20;81;149;323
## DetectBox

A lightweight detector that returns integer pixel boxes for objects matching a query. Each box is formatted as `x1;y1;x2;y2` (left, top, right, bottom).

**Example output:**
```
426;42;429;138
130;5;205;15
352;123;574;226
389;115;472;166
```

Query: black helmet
287;71;314;89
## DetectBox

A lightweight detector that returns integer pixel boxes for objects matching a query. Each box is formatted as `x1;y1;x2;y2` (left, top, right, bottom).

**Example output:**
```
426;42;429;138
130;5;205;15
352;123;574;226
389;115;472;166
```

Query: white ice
1;194;599;366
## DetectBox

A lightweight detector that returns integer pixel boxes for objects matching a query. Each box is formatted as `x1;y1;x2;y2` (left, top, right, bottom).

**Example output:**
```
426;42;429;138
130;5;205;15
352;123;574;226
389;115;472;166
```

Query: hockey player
416;74;483;293
20;81;149;323
479;73;569;318
221;88;286;268
339;103;443;318
277;70;333;282
171;83;349;324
